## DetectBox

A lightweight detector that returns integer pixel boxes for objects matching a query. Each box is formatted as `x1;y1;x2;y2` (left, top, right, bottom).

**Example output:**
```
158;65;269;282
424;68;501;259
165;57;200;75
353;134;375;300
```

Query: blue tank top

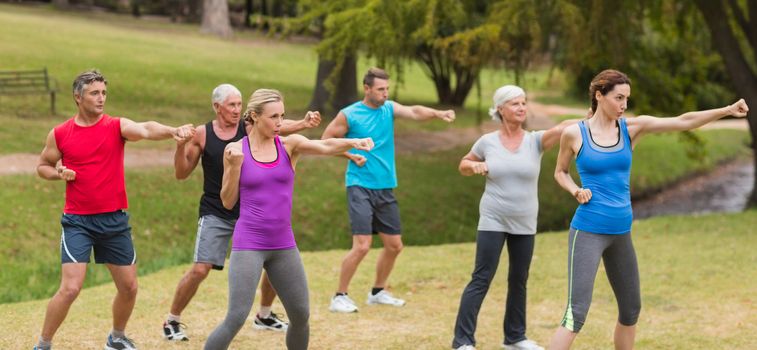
343;100;397;189
570;118;633;234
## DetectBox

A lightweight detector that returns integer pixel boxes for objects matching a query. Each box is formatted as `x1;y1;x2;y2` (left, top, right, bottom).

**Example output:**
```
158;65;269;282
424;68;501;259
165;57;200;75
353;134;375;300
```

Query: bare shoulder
282;133;307;146
625;115;654;125
563;123;581;138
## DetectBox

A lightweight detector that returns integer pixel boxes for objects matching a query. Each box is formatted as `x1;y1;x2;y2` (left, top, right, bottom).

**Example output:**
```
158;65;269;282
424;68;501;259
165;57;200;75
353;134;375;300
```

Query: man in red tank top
33;70;195;350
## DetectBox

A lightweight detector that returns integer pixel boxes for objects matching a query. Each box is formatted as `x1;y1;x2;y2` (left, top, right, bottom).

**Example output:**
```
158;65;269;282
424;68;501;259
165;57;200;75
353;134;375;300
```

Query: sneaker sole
366;301;406;306
329;307;358;313
252;323;288;332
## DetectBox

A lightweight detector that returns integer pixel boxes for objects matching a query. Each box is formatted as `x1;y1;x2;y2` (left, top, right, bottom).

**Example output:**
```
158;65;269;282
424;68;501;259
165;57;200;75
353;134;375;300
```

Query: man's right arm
321;112;364;163
174;125;204;180
37;129;71;181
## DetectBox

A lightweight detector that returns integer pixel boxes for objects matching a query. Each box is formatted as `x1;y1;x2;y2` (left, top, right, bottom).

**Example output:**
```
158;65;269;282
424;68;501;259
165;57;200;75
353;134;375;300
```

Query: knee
117;280;139;298
384;241;403;255
189;264;211;281
352;243;371;257
57;283;82;302
619;300;641;326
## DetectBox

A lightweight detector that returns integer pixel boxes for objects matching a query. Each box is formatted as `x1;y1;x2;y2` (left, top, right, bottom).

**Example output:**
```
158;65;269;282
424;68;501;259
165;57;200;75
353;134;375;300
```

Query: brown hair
242;89;283;124
363;67;389;87
589;69;631;113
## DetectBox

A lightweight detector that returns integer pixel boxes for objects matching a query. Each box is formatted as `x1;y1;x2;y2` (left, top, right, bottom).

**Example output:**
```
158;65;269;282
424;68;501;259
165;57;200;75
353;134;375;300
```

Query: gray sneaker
105;334;137;350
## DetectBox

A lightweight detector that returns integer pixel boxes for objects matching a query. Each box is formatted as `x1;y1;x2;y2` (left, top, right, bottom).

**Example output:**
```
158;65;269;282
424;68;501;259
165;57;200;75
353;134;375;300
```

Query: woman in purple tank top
204;89;373;350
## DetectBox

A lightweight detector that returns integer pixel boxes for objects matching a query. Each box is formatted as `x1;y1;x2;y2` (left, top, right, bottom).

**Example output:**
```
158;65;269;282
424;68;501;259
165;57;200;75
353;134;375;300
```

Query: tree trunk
245;0;253;27
308;54;357;116
694;0;757;207
116;0;130;13
201;0;233;38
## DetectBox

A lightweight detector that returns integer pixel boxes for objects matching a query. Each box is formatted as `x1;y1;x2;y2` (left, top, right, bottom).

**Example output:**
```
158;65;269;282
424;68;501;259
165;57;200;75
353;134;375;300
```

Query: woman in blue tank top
549;69;749;350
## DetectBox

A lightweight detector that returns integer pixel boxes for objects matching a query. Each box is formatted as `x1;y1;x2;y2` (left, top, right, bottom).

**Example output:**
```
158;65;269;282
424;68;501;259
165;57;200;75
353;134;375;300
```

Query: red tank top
54;114;127;214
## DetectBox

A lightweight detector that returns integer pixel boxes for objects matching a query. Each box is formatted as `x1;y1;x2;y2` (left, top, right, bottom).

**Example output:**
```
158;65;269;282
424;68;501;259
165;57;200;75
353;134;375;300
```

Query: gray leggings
204;248;309;350
560;229;641;333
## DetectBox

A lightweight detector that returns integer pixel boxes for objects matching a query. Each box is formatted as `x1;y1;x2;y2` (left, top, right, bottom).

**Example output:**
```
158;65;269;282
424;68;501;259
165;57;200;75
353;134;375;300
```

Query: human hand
573;188;592;204
471;161;488;176
352;138;374;151
173;124;196;143
438;109;456;123
350;153;367;167
303;111;322;128
57;165;76;181
728;99;749;118
224;142;244;167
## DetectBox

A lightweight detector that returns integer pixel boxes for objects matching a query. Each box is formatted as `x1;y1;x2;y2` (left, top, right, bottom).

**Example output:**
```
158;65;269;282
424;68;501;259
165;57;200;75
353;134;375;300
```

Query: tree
52;0;68;8
201;0;233;38
693;0;757;206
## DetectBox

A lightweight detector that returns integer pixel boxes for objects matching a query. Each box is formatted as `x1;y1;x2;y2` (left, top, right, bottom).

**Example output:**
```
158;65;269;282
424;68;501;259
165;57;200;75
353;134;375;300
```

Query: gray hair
211;84;242;111
72;69;107;98
489;85;526;121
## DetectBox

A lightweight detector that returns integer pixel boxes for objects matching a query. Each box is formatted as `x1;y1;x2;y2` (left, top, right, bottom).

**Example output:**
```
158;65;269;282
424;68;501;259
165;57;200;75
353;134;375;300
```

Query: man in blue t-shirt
322;67;455;313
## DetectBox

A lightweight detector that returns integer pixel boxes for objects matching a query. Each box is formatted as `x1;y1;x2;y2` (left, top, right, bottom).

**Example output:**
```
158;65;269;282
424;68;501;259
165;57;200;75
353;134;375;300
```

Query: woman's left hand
728;99;749;118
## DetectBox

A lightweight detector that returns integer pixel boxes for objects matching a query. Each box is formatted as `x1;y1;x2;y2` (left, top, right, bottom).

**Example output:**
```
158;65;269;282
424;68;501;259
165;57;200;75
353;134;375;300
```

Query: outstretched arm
627;99;749;141
393;102;456;122
321;111;366;165
554;126;591;204
288;134;373;157
458;152;487;177
280;111;322;135
220;141;243;209
120;117;195;142
37;129;74;181
541;118;583;151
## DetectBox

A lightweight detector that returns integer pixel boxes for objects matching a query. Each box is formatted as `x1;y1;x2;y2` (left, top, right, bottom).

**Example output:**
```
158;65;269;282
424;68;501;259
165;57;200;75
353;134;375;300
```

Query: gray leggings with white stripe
204;248;309;349
560;229;641;332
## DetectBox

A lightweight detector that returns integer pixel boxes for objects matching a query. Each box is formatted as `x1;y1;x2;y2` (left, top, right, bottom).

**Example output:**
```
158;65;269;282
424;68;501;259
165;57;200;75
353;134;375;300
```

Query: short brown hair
589;69;631;113
72;69;107;97
363;67;389;87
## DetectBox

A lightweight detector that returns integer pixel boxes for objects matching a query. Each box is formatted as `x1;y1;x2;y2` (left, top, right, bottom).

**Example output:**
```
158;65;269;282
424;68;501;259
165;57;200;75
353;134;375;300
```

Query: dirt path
0;104;749;175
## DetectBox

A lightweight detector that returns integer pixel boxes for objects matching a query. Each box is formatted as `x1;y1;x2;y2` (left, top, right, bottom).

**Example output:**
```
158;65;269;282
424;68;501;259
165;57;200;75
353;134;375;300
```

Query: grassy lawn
1;211;755;349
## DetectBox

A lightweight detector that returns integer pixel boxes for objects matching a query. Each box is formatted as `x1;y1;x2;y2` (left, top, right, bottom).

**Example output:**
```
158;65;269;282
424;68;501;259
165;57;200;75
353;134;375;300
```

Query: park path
0;103;748;175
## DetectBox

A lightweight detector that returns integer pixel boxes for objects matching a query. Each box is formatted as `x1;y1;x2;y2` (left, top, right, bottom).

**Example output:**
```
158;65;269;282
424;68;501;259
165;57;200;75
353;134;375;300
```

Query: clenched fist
727;99;749;118
173;124;196;143
57;165;76;181
350;153;367;167
438;110;456;123
352;138;374;151
573;188;592;204
471;161;488;176
304;111;322;128
224;142;244;167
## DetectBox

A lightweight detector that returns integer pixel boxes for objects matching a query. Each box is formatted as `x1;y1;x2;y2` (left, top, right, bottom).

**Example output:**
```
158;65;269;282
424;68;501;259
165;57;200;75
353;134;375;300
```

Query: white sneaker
455;345;476;350
329;294;359;313
503;339;544;350
366;290;406;306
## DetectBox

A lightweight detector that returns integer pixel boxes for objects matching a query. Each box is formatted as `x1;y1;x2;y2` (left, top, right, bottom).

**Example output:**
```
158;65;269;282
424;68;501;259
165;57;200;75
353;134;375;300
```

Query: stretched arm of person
288;133;373;157
321;111;357;160
37;129;73;181
554;126;591;204
458;152;487;176
120;117;195;142
220;141;244;209
541;118;583;151
174;125;204;179
280;111;322;135
393;102;456;122
627;99;749;140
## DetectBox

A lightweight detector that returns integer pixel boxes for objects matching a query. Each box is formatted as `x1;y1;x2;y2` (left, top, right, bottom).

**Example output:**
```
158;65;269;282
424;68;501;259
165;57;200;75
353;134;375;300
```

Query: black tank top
198;121;247;219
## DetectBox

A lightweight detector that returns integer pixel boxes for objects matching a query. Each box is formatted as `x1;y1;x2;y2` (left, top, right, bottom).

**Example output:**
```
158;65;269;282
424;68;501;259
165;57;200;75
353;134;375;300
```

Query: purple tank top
232;135;296;250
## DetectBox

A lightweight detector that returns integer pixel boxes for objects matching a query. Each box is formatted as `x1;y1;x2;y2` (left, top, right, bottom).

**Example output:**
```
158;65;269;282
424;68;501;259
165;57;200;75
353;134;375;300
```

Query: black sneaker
104;334;137;350
252;312;289;332
163;320;189;341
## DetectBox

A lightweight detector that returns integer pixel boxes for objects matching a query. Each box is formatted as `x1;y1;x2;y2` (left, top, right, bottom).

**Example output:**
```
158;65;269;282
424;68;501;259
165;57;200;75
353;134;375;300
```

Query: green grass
0;129;749;303
1;211;755;349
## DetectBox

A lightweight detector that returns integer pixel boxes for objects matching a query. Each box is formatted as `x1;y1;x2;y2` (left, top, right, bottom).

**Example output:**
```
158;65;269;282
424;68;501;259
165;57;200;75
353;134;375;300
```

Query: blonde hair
243;89;283;124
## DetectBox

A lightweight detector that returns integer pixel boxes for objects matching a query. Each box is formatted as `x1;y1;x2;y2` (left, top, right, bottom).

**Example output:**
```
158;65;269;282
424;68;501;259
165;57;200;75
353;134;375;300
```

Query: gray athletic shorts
346;186;401;235
194;215;236;270
60;210;135;265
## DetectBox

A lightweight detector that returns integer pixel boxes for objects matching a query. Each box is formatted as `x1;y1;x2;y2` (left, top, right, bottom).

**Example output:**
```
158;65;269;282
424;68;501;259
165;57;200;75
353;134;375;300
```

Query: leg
337;235;372;293
106;263;139;332
259;271;277;308
169;263;213;316
40;263;88;341
265;249;310;350
503;234;535;345
204;251;264;350
550;230;608;350
374;232;403;289
603;234;640;350
452;231;506;348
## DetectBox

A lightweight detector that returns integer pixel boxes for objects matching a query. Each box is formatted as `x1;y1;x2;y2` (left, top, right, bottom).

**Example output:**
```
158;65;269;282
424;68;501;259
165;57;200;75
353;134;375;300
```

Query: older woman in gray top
452;85;578;350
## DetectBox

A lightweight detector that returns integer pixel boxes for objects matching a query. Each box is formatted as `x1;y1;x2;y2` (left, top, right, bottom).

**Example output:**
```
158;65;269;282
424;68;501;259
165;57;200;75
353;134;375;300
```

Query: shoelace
169;321;188;331
267;312;287;322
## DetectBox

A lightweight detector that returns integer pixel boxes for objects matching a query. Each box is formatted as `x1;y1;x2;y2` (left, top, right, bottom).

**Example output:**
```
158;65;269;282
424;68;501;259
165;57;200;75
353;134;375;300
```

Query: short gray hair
489;85;525;121
72;69;107;97
211;84;242;111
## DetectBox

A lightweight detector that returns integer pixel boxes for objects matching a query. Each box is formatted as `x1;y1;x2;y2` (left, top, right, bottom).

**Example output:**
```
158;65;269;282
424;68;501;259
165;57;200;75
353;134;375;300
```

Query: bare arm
220;141;243;209
280;111;322;135
321;111;364;163
541;118;582;151
458;152;487;176
120;117;195;142
37;129;73;181
554;125;591;204
288;134;373;157
626;99;749;142
393;102;456;122
174;125;204;179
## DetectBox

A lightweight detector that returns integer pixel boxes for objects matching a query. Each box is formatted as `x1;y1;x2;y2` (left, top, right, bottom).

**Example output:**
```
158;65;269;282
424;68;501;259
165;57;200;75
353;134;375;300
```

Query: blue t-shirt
570;118;633;234
343;100;397;189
